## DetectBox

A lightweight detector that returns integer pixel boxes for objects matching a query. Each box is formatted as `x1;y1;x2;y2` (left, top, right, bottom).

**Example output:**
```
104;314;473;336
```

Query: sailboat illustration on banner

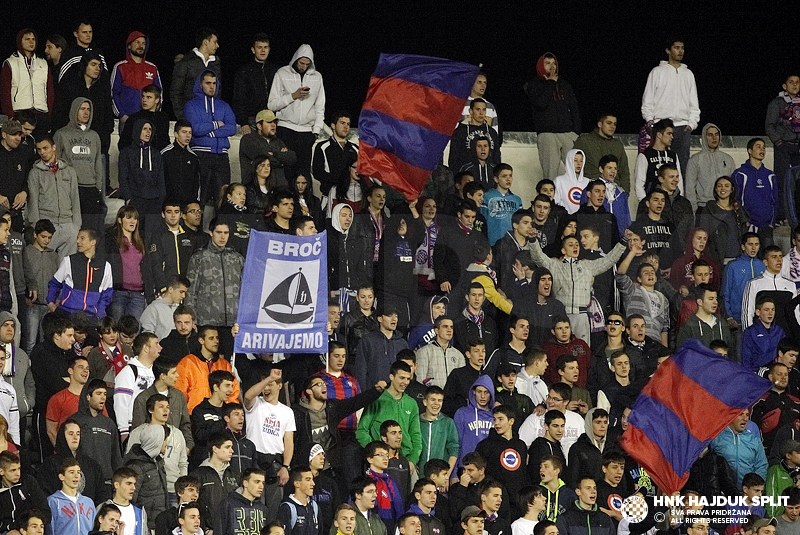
262;268;315;323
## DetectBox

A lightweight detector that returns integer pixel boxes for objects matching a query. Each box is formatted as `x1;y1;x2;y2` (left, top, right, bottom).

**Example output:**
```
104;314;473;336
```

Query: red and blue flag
620;339;771;494
357;54;479;200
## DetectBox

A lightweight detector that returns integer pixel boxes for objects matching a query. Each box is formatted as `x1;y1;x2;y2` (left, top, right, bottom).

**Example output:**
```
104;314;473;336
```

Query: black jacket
442;365;482;418
190;399;226;468
453;312;497;356
119;109;171;152
158;330;200;367
55;66;114;153
124;445;169;526
526;77;581;134
171;53;222;120
555;502;614;535
233;59;278;126
70;381;124;484
145;223;205;299
190;461;240;526
214;489;268;535
433;219;489;288
161;142;201;204
0;474;51;532
565;433;603;488
225;428;258;475
312;137;358;195
292;386;383;469
338;309;378;363
30;338;72;413
528;436;565;484
38;422;107;503
448;122;501;172
327;225;372;292
449;478;510;527
238;132;296;189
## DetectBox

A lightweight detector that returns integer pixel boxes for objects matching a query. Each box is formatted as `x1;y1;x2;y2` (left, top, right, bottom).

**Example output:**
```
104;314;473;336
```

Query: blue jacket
741;320;785;372
722;253;765;322
733;160;778;229
453;374;496;467
47;252;114;318
184;70;237;154
482;188;522;246
709;426;768;488
48;490;95;535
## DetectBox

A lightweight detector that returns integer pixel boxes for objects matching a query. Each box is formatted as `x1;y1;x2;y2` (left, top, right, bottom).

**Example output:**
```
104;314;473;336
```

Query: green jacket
419;412;460;473
329;510;387;535
357;389;423;464
571;128;631;192
766;462;794;517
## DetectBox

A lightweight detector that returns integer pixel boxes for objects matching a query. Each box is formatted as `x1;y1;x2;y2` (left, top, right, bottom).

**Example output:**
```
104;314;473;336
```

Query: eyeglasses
371;452;389;459
310;382;325;389
606;320;623;326
546;395;564;403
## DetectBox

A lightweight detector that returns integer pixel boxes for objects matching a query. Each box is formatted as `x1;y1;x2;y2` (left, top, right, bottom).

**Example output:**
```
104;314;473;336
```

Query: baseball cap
751;518;778;532
256;109;277;123
460;506;486;523
2;120;22;135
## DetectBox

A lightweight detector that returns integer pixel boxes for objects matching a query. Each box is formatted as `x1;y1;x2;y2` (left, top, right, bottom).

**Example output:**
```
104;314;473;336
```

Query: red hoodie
668;227;721;290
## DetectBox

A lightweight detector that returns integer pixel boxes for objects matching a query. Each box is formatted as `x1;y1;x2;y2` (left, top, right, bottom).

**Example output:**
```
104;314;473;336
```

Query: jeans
25;303;48;353
671;125;692;178
109;290;146;321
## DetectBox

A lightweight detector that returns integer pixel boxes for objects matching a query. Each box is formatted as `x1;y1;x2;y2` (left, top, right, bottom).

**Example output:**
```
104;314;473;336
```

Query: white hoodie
641;60;700;129
268;44;326;134
554;148;587;214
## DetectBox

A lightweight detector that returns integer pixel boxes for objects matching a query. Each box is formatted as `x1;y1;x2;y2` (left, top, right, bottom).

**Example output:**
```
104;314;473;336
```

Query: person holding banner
184;218;244;357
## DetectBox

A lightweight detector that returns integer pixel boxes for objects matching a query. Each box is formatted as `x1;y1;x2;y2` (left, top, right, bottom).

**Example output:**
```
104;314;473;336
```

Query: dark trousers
671;125;692;178
196;152;231;207
78;186;106;235
775;142;800;219
276;126;315;178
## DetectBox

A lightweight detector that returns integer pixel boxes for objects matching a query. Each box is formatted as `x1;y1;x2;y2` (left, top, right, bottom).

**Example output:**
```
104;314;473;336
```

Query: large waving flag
620;339;771;494
358;54;479;200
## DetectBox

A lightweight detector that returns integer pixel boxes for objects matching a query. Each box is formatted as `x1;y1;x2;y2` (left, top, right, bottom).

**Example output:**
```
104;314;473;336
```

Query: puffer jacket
184;69;237;154
124;425;169;527
710;425;768;488
184;241;244;327
267;44;325;134
175;353;240;413
26;157;82;226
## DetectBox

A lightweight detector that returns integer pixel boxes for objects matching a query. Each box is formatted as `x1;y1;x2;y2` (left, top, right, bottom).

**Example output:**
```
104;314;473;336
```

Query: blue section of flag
371;53;481;95
358;109;450;170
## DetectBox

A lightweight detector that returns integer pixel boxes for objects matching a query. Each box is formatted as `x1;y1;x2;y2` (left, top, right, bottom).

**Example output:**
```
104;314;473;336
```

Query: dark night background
5;1;792;136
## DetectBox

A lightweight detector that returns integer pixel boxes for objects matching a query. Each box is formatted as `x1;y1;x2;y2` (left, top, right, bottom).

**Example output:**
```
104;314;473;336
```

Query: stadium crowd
1;20;800;535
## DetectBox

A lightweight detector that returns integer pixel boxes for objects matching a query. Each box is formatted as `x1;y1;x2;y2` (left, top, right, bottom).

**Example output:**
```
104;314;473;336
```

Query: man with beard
111;31;162;125
238;109;296;188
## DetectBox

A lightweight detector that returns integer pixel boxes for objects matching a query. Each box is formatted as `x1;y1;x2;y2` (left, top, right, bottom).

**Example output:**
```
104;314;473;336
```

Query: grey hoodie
53;97;104;189
684;123;736;211
26;157;82;226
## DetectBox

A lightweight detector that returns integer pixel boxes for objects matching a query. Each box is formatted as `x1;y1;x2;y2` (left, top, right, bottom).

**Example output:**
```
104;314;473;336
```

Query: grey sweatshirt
53;97;104;189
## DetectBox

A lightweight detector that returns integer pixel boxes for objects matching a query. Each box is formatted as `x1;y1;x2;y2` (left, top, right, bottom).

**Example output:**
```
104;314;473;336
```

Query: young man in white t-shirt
512;486;547;535
110;467;147;535
115;332;161;441
244;368;295;519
